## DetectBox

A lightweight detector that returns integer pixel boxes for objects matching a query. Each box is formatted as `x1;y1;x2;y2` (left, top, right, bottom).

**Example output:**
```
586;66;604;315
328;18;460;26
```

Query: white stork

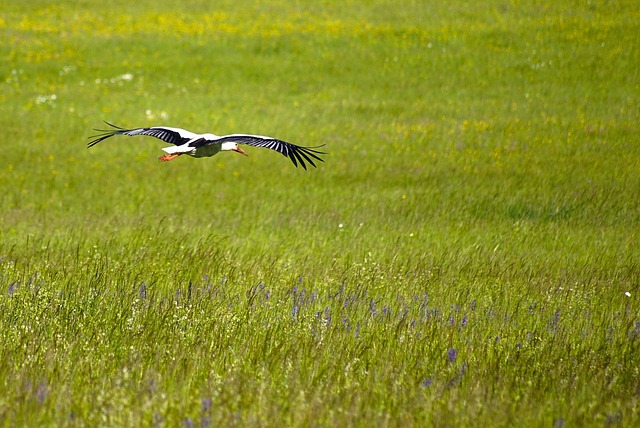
88;122;325;169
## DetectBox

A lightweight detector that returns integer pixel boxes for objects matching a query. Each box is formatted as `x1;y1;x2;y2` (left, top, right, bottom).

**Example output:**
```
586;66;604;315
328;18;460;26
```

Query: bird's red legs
158;153;182;162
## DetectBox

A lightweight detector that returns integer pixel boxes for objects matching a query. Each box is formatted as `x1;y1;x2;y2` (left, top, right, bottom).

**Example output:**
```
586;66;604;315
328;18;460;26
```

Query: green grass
1;0;639;426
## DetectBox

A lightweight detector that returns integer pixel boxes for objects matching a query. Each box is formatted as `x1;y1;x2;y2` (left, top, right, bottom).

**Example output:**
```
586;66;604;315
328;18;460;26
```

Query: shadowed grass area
1;0;639;426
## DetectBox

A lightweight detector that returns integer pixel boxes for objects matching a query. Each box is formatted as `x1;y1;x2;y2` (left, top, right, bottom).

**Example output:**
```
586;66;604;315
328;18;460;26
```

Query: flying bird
88;122;325;169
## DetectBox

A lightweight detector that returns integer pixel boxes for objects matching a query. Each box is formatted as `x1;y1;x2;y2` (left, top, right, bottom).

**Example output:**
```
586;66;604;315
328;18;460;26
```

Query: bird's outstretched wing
88;122;198;148
192;134;326;170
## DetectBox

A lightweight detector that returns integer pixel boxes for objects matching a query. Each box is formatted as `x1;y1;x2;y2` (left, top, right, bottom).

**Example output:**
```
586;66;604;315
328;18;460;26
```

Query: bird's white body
161;138;224;157
88;123;325;169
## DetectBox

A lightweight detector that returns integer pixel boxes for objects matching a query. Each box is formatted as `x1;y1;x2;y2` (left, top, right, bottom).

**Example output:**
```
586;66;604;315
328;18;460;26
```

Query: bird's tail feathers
161;145;192;154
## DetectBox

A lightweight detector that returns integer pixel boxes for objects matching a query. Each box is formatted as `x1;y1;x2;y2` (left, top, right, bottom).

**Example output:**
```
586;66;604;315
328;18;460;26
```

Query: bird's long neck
220;142;237;151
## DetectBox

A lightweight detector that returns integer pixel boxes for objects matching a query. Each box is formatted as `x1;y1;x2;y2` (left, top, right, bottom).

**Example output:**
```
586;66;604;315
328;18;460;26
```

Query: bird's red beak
234;147;248;156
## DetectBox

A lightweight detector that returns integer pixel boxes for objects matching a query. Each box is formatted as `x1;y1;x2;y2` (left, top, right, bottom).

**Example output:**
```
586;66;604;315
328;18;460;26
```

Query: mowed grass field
1;0;639;425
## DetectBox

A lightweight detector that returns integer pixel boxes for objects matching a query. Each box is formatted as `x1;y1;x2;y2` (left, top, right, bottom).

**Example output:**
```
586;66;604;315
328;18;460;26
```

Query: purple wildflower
606;411;622;425
138;283;147;300
8;282;16;296
447;348;458;364
447;363;467;388
421;377;433;387
420;294;429;316
36;381;47;404
461;316;468;327
201;397;212;413
291;305;299;320
342;317;351;332
28;271;38;286
547;308;561;330
153;413;163;425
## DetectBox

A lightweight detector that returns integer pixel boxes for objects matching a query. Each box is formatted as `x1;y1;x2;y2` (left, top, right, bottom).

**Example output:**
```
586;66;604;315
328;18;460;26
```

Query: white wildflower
34;94;57;106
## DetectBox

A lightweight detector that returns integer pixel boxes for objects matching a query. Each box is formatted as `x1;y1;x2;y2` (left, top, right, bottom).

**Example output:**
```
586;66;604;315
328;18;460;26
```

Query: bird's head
221;142;248;156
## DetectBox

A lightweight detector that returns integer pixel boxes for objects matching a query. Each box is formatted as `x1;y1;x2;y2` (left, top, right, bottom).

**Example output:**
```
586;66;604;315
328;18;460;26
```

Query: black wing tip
103;121;122;129
87;121;125;148
287;145;327;169
300;144;327;155
91;121;123;133
87;134;112;148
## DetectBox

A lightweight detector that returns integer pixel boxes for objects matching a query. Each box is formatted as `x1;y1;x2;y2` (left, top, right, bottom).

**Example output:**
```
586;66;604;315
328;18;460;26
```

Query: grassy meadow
1;0;639;425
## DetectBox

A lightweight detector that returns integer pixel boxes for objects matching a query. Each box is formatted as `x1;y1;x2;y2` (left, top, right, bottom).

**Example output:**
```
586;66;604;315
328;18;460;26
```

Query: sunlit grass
1;0;639;426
